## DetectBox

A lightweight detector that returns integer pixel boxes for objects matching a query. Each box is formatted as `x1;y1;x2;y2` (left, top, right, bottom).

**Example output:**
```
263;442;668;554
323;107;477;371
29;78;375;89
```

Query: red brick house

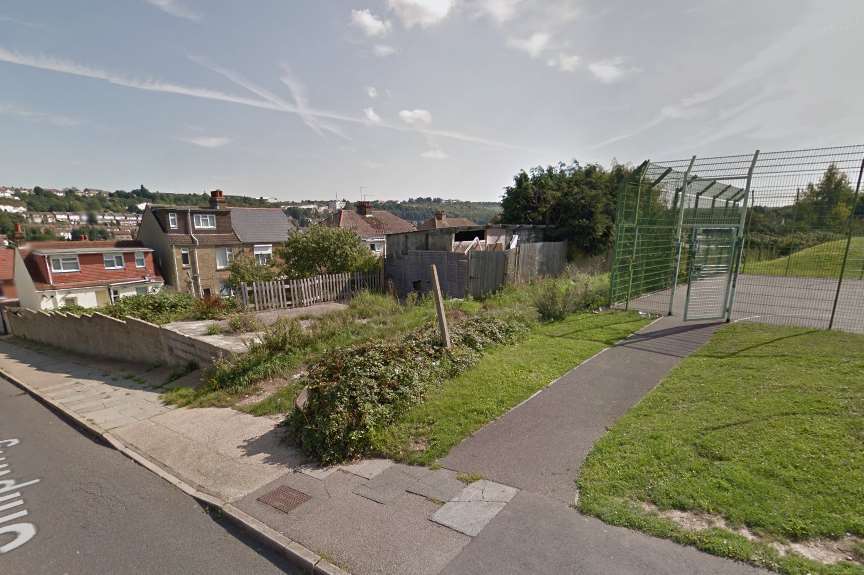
416;211;477;231
13;240;163;310
320;201;415;256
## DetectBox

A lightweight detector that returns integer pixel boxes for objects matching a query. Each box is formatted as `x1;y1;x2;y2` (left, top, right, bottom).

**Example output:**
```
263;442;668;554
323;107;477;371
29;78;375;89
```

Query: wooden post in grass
430;264;451;349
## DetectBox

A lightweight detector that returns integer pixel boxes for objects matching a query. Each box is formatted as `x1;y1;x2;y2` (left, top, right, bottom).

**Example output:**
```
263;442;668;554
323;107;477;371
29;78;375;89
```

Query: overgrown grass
743;237;864;279
578;323;864;575
373;310;649;465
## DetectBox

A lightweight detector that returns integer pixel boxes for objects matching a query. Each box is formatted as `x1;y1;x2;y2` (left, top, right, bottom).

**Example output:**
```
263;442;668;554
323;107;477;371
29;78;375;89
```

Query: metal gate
683;226;738;320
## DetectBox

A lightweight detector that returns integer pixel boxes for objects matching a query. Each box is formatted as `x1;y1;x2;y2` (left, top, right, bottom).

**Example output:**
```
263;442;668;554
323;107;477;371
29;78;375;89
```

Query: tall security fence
610;145;864;333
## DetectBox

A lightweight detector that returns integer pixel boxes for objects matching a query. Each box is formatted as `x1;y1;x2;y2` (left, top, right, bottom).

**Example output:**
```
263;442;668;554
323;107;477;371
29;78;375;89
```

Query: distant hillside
20;186;270;214
365;198;501;225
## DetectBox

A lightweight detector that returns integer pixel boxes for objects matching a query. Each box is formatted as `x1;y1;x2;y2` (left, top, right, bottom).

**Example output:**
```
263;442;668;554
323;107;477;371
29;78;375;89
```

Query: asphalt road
0;377;299;575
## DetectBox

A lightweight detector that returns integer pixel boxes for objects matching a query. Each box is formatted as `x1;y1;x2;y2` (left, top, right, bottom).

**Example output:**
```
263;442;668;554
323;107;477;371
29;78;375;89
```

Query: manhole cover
257;485;311;514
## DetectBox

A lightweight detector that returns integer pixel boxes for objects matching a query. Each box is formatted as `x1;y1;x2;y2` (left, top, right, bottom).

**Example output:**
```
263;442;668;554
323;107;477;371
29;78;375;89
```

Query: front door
684;226;738;321
95;289;110;307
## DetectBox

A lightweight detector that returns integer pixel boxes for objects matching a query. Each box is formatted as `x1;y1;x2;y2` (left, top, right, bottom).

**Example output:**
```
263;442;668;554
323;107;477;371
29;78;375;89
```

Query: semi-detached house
137;190;294;297
12;239;163;310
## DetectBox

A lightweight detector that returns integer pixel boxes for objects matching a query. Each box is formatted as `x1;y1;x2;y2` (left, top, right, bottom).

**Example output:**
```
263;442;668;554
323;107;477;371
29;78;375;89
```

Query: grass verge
578;323;864;575
743;237;864;279
373;310;650;465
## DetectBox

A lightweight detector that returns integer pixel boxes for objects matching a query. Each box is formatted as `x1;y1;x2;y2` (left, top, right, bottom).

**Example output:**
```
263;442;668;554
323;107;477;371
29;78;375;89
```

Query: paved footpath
0;317;770;575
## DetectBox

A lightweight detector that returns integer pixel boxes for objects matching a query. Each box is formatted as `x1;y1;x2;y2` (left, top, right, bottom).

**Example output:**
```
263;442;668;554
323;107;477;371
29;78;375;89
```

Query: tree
798;164;856;231
500;161;629;255
226;253;280;289
279;225;379;279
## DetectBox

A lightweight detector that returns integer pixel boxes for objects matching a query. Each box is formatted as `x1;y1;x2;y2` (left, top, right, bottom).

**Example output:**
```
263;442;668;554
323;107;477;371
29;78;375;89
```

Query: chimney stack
356;201;371;216
13;223;25;243
209;189;226;209
434;211;446;222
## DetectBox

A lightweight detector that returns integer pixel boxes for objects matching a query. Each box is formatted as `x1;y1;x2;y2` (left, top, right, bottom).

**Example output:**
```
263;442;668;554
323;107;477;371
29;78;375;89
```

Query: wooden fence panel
240;269;382;310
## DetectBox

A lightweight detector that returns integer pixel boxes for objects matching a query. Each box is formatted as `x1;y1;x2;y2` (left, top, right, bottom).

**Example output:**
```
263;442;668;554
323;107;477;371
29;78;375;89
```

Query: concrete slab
431;480;518;536
339;458;393;480
235;472;470;575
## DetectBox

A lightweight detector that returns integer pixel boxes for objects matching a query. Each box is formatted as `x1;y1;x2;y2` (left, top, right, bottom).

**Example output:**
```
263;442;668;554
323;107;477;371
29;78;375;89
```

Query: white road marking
0;438;38;554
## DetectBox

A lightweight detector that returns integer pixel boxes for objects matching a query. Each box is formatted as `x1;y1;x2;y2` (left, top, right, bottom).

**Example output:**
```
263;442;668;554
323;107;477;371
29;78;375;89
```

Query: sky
1;0;862;202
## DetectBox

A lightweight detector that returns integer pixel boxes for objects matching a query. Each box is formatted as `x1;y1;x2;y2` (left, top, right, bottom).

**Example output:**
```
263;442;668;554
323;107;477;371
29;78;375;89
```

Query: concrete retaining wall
5;307;229;368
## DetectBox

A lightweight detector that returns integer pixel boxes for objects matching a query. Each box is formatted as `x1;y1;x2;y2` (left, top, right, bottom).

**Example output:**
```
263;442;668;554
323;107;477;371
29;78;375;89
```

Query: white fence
239;270;384;311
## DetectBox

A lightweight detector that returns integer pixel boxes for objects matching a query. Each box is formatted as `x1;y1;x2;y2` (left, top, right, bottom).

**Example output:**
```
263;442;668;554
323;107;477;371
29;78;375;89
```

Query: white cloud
547;52;579;72
0;46;523;150
366;86;378;99
364;107;382;124
588;57;630;83
421;148;448;159
474;0;523;24
373;44;397;57
0;102;80;127
388;0;453;28
350;9;391;38
179;135;230;148
507;32;550;58
144;0;201;21
399;109;432;126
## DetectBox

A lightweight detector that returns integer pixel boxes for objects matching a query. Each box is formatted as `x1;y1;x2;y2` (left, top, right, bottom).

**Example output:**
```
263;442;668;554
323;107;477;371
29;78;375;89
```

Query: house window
215;247;232;270
168;212;178;229
254;244;273;265
219;282;232;297
369;243;377;252
135;286;148;296
193;213;216;229
49;255;80;273
180;248;190;267
103;253;125;269
135;251;146;268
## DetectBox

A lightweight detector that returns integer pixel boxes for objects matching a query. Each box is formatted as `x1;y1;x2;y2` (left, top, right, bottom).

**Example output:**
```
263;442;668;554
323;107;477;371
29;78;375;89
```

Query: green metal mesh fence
610;145;864;333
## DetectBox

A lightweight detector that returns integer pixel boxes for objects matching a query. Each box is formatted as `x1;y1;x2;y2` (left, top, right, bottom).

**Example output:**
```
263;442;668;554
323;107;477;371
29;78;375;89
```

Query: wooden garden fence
239;269;383;311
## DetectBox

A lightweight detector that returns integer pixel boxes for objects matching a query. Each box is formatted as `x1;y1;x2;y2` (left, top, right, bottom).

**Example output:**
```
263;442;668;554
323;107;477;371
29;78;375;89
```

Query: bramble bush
285;315;528;464
531;271;607;322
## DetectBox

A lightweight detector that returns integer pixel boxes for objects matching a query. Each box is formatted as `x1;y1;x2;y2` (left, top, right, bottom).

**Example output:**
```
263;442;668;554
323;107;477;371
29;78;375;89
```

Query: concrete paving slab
235;472;470;575
339;458;393;480
298;464;339;480
431;480;518;536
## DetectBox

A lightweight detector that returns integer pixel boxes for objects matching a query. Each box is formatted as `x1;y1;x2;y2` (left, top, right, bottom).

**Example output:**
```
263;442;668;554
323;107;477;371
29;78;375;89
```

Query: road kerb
0;365;346;575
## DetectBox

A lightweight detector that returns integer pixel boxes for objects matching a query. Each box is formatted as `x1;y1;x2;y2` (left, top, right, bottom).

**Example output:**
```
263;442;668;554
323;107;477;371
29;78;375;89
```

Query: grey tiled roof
229;208;296;244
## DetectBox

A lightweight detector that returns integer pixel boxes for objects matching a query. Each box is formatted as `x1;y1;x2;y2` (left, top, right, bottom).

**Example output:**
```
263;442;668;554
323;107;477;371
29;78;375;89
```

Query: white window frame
180;248;190;267
193;213;216;230
103;253;125;270
135;286;149;296
49;255;80;273
134;251;146;268
253;244;273;265
168;212;178;229
215;247;232;270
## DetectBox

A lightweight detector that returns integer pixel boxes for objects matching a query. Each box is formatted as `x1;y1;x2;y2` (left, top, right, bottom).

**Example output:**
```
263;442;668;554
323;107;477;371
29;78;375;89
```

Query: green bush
227;312;262;333
285;315;528;464
101;292;199;324
533;275;590;321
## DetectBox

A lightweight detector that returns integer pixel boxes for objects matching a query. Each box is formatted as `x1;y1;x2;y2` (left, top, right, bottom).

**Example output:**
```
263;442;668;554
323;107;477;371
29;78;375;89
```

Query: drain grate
257;485;311;514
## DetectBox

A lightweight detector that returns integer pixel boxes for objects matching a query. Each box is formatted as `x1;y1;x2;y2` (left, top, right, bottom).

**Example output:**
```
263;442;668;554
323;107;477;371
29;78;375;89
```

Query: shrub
348;291;401;319
285;315;528;464
101;292;199;324
227;312;262;333
193;296;237;320
533;276;589;321
205;323;224;335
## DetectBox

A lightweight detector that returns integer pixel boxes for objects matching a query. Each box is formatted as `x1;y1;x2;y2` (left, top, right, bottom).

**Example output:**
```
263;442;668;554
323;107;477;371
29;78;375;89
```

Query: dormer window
103;253;125;270
193;213;216;229
50;255;80;273
168;212;178;229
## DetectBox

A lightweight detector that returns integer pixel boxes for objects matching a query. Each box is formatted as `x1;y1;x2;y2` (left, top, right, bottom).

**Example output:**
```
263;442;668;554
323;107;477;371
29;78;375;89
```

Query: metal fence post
666;156;696;316
621;161;650;310
828;156;864;329
724;149;760;323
